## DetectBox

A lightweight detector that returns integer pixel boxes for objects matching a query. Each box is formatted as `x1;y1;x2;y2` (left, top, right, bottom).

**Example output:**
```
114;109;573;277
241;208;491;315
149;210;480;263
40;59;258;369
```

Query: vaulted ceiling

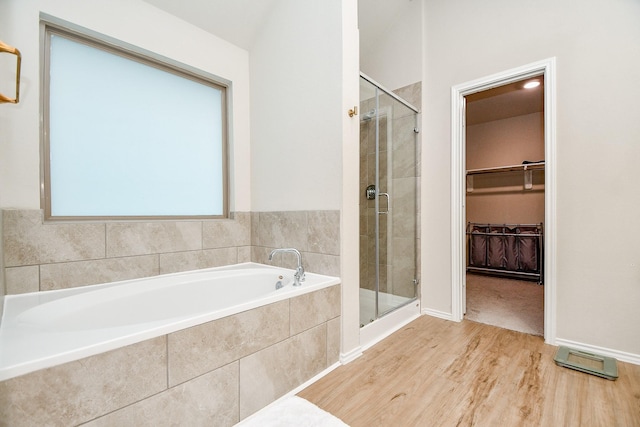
142;0;280;50
143;0;410;52
142;0;541;124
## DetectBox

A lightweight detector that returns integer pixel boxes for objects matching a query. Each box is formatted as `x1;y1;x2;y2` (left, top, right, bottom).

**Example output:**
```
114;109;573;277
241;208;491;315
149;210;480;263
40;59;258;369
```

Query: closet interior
464;77;545;336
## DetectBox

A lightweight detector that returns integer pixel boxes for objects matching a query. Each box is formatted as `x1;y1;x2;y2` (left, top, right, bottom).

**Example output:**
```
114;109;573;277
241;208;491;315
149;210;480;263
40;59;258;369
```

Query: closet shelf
466;161;545;176
466;162;544;192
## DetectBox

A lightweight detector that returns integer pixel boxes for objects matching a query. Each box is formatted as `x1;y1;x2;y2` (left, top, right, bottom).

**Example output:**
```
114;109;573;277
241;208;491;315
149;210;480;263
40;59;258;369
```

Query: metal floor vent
554;346;618;380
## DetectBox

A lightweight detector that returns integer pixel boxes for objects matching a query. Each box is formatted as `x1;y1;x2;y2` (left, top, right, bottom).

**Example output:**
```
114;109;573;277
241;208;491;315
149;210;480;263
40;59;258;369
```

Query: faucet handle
297;265;306;282
269;248;305;285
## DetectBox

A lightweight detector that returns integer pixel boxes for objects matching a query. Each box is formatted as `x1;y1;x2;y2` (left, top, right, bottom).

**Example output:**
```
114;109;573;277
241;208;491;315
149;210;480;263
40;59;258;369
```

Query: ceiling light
523;80;540;89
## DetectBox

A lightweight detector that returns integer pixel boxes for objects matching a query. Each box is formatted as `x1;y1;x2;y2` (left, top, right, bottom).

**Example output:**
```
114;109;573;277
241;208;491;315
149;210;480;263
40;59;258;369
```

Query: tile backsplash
1;209;340;295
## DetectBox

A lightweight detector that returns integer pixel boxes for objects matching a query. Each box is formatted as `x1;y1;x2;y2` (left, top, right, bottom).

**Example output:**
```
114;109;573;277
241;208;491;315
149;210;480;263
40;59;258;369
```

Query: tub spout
268;248;305;286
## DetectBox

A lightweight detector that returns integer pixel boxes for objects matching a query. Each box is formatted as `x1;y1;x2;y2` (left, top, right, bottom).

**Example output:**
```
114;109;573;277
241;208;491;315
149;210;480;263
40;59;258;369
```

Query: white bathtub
0;262;340;381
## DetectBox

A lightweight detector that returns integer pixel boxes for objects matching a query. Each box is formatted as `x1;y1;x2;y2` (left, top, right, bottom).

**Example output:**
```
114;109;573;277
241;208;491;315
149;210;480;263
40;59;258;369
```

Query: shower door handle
378;192;390;215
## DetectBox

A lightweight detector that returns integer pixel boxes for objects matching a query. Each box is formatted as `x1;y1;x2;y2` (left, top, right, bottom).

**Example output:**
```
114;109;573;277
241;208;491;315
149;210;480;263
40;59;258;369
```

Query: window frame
40;18;230;221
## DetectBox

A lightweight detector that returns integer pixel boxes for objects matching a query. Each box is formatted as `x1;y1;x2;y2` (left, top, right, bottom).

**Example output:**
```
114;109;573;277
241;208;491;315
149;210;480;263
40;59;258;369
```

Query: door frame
450;58;557;344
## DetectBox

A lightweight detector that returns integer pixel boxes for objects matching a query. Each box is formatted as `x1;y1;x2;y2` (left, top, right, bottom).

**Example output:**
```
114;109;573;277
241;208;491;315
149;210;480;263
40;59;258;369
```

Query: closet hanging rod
466;231;543;237
468;222;543;228
466;161;544;175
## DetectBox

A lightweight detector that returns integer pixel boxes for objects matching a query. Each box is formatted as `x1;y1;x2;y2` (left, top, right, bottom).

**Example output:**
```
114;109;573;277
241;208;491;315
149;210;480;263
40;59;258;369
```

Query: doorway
464;77;545;335
450;58;557;343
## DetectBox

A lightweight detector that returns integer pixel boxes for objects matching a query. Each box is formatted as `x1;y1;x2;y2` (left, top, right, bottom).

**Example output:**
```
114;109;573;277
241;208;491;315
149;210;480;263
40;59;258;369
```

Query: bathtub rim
0;262;340;382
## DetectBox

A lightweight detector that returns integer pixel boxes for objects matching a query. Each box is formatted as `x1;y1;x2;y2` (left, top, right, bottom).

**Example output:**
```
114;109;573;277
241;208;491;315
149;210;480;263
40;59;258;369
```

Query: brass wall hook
0;40;22;104
348;106;358;117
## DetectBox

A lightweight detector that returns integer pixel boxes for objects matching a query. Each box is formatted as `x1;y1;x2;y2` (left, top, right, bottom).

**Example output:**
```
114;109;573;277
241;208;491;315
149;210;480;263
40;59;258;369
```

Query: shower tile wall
1;209;339;294
360;111;388;293
394;82;422;292
359;81;421;298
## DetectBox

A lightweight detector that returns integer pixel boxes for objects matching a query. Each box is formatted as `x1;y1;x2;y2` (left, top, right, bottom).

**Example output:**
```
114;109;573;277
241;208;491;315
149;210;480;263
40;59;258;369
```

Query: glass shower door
359;75;419;326
375;90;418;318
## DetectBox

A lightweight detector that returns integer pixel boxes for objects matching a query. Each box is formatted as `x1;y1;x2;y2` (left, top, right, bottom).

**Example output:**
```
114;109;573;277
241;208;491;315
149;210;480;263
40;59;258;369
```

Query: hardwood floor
299;316;640;427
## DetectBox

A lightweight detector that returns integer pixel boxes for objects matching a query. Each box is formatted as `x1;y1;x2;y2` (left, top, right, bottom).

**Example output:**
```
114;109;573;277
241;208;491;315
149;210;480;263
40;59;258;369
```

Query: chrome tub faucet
268;248;305;286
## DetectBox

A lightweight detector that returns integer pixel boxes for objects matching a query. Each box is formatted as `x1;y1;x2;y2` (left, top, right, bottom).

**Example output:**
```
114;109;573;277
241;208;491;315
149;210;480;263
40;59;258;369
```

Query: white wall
249;0;343;211
0;0;251;212
422;0;640;356
359;0;422;91
340;0;362;362
248;0;361;357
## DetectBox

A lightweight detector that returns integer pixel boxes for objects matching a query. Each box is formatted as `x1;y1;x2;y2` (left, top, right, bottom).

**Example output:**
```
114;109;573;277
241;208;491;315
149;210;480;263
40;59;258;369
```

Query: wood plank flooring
299;316;640;427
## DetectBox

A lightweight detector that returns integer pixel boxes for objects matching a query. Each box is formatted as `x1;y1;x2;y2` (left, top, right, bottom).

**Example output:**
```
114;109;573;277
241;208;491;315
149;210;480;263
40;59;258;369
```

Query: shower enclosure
359;73;420;330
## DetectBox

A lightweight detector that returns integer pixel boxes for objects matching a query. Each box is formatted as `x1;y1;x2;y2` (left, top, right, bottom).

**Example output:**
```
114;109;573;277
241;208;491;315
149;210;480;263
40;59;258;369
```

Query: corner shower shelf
466;161;544;192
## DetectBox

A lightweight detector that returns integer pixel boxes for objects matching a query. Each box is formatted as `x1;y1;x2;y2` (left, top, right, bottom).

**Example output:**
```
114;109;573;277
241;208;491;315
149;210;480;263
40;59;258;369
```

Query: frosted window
45;31;226;218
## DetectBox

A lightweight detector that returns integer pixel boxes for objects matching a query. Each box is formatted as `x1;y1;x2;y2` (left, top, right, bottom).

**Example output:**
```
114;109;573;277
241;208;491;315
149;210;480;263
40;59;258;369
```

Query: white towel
238;396;349;427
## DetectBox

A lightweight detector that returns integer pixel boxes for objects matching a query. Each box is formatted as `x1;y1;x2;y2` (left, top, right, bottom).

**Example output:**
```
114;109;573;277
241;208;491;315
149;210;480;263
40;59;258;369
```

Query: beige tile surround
0;208;341;426
0;285;341;426
251;210;340;277
2;209;339;294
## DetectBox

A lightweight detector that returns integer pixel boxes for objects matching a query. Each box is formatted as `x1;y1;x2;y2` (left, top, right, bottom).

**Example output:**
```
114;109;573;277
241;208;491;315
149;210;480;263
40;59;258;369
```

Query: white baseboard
339;346;363;365
555;338;640;366
422;308;454;321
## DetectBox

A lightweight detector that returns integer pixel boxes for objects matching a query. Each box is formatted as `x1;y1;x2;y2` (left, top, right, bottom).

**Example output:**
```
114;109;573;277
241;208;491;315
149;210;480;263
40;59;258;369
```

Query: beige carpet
465;274;544;336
